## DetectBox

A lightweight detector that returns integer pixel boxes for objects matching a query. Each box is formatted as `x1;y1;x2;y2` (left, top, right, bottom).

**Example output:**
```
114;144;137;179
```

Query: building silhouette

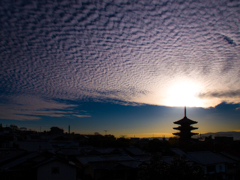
173;107;198;141
50;126;64;135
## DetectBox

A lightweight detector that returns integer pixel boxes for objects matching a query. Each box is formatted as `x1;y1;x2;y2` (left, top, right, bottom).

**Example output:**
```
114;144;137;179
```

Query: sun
164;80;204;107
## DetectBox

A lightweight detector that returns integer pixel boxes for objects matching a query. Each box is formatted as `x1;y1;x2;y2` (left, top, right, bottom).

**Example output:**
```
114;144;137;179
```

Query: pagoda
173;107;198;141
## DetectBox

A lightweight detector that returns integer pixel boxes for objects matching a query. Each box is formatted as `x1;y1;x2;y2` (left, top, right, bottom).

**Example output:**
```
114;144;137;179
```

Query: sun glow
164;80;204;107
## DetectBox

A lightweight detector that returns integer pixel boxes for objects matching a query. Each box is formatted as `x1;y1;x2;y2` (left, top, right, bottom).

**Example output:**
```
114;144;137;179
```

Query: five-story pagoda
173;107;198;141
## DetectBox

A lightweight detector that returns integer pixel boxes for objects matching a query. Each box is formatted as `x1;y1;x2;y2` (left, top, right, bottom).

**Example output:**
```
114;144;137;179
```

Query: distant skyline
0;0;240;138
1;100;240;139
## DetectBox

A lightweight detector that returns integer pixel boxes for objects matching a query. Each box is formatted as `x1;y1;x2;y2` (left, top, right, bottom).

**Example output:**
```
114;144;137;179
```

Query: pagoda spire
184;106;186;117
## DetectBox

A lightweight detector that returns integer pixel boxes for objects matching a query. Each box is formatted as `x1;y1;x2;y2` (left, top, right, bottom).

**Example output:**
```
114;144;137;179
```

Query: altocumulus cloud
0;0;240;118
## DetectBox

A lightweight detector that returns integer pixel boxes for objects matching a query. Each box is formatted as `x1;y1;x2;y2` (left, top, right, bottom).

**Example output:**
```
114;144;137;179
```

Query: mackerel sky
0;0;240;137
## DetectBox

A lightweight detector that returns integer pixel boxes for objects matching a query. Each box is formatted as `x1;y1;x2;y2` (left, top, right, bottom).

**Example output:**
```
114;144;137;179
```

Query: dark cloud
223;35;237;46
198;90;240;98
0;95;90;120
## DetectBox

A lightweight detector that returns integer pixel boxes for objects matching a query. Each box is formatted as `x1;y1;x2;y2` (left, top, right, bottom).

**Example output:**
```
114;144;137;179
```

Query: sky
0;0;240;138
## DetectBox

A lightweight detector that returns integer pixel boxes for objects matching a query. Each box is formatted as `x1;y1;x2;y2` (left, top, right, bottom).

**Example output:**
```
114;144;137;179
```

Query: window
207;165;215;173
218;165;222;171
52;167;59;174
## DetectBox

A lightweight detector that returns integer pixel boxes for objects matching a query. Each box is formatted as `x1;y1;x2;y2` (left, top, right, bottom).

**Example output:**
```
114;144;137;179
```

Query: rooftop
174;116;198;125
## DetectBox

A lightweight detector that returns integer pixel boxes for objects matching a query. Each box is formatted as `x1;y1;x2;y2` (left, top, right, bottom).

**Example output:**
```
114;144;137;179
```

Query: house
0;151;79;180
76;155;104;167
50;135;79;149
124;147;146;156
76;154;141;180
84;161;138;180
219;152;240;179
168;148;238;179
16;141;53;152
35;158;77;180
50;127;64;135
187;151;236;179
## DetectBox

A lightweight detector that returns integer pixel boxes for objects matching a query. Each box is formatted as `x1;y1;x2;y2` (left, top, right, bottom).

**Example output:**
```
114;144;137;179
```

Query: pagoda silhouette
173;107;198;141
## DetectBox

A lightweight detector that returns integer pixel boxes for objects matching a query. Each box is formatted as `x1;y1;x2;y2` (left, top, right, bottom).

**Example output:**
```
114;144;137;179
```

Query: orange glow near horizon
114;132;175;138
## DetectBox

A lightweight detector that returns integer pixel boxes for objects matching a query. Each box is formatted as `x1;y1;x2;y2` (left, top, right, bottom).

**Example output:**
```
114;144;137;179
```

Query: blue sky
0;97;239;138
0;0;240;138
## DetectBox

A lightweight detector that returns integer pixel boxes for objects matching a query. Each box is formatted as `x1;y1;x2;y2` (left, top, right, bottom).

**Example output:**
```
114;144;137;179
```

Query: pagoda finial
184;106;186;117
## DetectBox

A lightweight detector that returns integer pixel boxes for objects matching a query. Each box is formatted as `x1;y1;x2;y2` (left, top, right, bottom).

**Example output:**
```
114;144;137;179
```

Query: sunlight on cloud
163;80;204;107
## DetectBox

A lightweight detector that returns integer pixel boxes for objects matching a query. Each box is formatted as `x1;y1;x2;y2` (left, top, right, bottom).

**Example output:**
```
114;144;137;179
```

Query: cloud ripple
0;0;240;109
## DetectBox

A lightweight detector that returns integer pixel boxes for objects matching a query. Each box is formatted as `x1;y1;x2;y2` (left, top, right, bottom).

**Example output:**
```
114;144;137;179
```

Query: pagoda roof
173;132;198;136
173;126;198;130
173;116;198;125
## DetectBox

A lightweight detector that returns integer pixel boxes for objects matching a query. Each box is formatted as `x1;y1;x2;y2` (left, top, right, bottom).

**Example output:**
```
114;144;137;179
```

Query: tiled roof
187;151;235;165
102;154;133;161
125;147;145;156
76;156;103;165
16;141;53;152
170;148;187;157
0;152;39;171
